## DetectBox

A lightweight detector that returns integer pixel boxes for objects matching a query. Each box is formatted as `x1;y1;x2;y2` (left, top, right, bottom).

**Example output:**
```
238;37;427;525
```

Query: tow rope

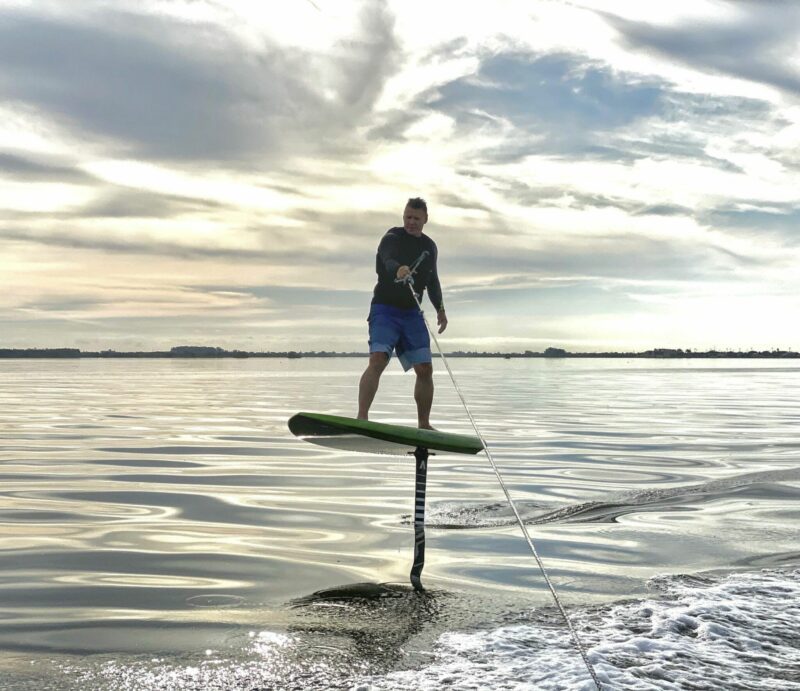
398;256;603;690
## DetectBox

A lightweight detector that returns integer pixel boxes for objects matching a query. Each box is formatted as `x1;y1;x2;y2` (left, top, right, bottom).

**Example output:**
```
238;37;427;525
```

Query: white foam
355;568;800;690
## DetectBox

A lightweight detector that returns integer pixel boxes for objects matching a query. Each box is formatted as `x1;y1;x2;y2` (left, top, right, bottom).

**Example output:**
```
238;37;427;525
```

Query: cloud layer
1;0;799;351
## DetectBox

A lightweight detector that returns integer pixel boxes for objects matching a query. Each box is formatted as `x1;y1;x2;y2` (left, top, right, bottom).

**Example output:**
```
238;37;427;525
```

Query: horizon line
1;346;799;359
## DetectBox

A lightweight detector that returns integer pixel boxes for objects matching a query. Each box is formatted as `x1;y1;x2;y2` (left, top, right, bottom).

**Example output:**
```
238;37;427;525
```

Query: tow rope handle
394;250;430;286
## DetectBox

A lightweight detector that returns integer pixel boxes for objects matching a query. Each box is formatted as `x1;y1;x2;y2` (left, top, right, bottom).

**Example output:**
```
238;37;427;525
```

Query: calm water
0;358;798;690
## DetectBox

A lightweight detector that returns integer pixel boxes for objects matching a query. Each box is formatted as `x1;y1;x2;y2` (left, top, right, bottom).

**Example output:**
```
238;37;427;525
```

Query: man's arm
426;247;447;333
376;231;402;277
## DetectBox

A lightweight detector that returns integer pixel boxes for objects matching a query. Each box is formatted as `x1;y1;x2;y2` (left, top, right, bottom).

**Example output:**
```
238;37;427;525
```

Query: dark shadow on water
291;581;430;605
288;581;445;668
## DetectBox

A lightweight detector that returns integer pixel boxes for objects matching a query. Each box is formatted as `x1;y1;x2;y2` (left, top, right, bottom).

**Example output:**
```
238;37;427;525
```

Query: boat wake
410;467;800;529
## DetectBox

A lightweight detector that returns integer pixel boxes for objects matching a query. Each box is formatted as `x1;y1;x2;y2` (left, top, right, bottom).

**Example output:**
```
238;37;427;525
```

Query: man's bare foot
418;423;437;431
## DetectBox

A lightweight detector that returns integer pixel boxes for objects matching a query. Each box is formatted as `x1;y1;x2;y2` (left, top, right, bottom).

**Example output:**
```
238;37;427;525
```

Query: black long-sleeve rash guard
371;227;444;312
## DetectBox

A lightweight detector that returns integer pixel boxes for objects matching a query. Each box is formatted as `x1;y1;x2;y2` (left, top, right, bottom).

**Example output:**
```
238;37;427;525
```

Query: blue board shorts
368;303;431;371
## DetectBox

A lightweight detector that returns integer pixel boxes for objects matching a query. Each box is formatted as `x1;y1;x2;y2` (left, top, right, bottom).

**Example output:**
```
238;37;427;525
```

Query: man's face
403;206;427;237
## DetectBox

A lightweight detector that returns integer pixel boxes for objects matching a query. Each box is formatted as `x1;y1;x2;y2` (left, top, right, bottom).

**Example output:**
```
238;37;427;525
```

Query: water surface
0;358;798;689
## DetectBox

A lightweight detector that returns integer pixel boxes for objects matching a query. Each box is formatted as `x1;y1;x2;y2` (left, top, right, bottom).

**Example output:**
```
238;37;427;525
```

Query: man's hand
437;309;448;334
396;266;411;280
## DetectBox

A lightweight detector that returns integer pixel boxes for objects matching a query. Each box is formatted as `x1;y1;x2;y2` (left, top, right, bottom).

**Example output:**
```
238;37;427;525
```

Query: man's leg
357;352;389;420
413;362;434;429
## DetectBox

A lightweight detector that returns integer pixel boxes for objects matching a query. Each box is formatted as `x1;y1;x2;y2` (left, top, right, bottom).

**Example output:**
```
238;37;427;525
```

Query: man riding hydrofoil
357;197;447;429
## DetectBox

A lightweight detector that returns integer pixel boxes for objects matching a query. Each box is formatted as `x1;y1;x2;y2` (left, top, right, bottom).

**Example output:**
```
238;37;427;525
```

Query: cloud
461;53;661;128
13;282;276;317
192;284;368;312
701;203;800;246
0;2;400;163
76;188;225;218
0;204;393;269
0;226;279;260
0;151;94;182
447;233;742;284
366;108;428;143
424;52;664;160
0;10;270;160
485;177;696;215
419;47;780;177
2;0;799;351
604;1;800;97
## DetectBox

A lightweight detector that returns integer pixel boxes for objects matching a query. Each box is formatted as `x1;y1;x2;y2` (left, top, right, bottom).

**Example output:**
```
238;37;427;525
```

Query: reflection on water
0;358;799;689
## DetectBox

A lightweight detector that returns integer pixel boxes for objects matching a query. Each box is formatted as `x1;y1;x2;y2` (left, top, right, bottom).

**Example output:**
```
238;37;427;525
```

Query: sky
1;0;799;353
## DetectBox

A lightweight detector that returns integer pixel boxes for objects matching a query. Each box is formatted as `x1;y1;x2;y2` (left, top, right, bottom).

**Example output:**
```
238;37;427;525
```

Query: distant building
170;346;226;357
544;347;567;357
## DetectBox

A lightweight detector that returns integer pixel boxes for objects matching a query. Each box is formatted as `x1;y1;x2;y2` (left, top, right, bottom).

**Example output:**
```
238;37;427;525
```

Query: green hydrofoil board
288;412;484;456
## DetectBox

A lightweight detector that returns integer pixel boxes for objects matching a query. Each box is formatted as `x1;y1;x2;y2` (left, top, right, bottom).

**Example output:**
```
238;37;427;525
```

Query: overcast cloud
1;0;799;352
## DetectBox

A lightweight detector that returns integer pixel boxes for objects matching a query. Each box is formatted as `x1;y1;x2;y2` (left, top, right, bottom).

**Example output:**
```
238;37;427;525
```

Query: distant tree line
1;346;798;359
0;346;361;359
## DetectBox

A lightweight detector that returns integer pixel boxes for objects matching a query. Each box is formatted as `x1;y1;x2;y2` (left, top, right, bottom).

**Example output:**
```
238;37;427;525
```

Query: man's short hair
406;197;428;214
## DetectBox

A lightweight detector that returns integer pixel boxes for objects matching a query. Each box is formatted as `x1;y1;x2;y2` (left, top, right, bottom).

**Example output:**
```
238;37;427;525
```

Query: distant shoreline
1;346;798;359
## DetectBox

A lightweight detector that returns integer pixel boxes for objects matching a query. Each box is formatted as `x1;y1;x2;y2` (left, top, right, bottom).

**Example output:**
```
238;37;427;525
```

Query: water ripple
0;357;798;679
